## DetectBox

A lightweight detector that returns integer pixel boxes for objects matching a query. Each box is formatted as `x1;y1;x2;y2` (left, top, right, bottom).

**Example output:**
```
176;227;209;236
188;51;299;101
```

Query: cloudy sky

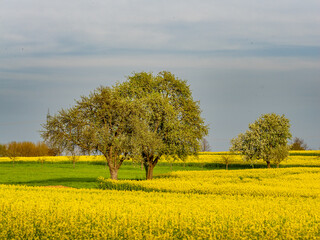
1;0;320;151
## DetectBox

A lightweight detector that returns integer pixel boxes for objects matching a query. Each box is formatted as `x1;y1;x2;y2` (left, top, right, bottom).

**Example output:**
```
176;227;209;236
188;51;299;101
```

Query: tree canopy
117;71;209;179
42;86;143;179
41;71;208;180
230;113;291;168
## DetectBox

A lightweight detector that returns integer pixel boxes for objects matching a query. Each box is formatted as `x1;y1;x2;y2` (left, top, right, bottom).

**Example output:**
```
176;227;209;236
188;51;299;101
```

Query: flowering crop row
98;168;320;197
0;155;105;163
1;150;319;166
1;167;320;239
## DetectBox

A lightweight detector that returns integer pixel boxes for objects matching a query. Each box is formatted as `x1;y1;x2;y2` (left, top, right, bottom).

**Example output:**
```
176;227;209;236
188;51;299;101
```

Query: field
0;151;320;239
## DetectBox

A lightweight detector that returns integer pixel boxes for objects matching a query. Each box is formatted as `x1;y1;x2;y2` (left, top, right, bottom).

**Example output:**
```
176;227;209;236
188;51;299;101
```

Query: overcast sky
1;0;320;151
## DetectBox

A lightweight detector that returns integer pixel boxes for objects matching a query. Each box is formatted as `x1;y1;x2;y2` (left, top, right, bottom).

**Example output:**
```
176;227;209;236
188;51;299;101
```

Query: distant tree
0;144;7;157
6;141;20;166
221;155;233;170
201;138;211;152
230;113;291;168
290;137;308;150
0;141;52;159
35;141;52;164
66;145;81;168
47;146;62;156
117;71;208;179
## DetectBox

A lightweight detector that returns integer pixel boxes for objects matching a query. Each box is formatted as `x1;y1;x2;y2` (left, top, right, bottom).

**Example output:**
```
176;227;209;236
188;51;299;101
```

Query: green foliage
270;145;289;168
230;113;292;168
41;71;208;180
117;71;209;179
41;86;143;180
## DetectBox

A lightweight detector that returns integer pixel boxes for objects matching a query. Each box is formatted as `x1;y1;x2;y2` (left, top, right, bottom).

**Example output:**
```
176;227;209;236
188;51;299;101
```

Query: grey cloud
1;0;319;53
0;0;319;150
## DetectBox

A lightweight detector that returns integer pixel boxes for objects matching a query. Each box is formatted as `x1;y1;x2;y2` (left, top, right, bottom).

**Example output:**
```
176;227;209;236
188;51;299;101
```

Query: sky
0;0;320;151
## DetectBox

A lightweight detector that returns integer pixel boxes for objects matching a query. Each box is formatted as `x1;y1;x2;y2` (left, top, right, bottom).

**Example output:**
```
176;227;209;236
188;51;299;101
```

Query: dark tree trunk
145;163;155;180
143;156;159;180
266;161;271;168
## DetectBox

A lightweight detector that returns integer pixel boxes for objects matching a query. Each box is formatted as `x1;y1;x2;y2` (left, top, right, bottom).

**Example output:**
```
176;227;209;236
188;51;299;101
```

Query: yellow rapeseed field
1;167;320;239
1;150;319;166
0;155;106;163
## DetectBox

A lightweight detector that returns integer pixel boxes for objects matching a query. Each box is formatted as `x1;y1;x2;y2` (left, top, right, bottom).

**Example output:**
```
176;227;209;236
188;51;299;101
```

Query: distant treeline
0;141;59;157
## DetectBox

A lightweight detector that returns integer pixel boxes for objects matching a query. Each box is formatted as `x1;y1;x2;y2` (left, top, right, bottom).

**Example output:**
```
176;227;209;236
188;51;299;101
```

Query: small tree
201;138;211;152
270;145;289;168
221;155;233;170
230;131;259;168
230;113;291;168
66;144;81;169
0;144;7;157
290;137;308;150
6;141;20;166
35;142;50;165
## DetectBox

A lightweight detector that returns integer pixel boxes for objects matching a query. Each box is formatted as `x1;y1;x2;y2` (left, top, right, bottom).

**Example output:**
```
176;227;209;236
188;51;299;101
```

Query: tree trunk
226;163;228;170
109;167;119;180
146;164;154;180
277;163;279;168
143;158;158;180
266;161;271;168
142;153;159;180
104;151;125;180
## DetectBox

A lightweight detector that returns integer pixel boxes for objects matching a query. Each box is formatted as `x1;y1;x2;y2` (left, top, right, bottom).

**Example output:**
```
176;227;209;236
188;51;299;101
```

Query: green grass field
0;162;208;188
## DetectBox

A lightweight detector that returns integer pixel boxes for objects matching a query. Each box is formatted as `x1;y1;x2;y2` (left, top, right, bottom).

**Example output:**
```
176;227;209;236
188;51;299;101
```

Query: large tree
117;71;208;179
41;86;142;180
230;113;291;168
